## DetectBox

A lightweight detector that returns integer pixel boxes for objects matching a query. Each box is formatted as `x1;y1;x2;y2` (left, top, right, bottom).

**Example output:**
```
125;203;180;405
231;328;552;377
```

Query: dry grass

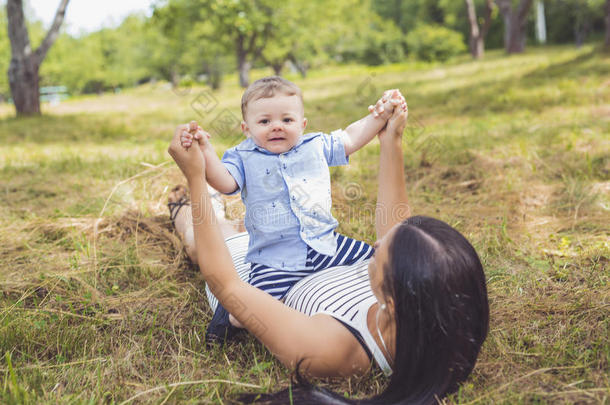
1;45;609;403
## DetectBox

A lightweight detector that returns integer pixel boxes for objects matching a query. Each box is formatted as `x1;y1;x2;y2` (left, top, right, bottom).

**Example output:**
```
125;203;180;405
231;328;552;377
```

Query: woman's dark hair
238;216;489;404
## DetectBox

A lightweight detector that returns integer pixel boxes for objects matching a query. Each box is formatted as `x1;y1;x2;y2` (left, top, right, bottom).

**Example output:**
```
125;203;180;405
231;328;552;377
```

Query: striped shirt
205;232;392;376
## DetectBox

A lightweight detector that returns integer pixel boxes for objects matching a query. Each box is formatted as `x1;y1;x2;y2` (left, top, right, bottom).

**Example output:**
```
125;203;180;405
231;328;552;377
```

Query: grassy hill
0;45;608;403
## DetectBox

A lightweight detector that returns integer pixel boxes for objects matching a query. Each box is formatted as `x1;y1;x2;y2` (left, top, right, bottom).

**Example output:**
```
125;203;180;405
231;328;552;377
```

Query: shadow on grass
0;113;178;145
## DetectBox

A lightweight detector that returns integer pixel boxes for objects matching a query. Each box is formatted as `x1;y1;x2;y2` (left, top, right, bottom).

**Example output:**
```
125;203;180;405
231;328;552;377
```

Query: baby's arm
202;146;238;194
342;90;407;156
181;121;238;194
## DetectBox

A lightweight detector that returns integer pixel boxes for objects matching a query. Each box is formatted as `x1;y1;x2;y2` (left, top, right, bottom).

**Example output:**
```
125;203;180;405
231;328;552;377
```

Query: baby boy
181;76;406;340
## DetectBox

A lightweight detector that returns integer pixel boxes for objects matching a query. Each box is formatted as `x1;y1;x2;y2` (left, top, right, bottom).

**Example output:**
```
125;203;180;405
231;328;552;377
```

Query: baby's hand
368;89;407;120
181;120;211;151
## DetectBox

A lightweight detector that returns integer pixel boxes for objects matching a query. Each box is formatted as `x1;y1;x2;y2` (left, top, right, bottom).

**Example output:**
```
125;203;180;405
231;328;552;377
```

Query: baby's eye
259;119;269;124
283;118;293;123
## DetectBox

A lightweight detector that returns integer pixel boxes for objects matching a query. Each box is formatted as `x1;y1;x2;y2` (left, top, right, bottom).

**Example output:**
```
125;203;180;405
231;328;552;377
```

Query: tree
259;1;315;76
465;0;495;58
372;0;427;34
0;7;10;101
496;0;534;54
151;1;206;87
605;0;610;48
6;0;69;116
196;0;277;88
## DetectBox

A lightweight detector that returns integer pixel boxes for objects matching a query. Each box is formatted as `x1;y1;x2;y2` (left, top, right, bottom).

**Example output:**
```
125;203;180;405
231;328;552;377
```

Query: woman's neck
367;302;396;365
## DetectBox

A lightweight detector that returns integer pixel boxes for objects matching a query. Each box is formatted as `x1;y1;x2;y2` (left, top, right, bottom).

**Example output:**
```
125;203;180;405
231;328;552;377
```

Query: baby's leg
169;185;244;264
307;233;373;272
237;263;312;329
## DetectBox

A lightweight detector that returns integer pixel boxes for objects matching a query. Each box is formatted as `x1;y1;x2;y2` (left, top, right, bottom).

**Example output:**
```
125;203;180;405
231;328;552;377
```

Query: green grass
1;44;609;403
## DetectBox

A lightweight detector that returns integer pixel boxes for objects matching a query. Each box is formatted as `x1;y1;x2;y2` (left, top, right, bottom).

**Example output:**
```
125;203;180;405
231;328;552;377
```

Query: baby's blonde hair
241;76;303;119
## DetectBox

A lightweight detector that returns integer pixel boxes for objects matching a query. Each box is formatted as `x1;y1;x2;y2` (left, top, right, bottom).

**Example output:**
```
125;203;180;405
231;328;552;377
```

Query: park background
0;0;609;403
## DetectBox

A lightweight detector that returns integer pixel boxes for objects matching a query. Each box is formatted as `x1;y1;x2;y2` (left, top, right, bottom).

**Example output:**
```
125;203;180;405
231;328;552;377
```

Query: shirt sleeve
220;147;245;195
321;129;349;167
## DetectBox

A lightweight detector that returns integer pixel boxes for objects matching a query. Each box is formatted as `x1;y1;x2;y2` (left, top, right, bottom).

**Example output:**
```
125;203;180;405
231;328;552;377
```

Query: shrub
406;24;466;62
362;27;406;66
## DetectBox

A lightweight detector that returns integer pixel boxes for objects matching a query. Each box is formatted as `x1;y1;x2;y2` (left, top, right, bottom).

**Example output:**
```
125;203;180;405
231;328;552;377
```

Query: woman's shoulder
304;313;373;377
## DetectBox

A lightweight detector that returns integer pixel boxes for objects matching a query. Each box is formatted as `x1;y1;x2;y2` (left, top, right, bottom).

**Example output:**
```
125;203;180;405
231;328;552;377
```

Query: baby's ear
302;117;308;130
241;121;250;138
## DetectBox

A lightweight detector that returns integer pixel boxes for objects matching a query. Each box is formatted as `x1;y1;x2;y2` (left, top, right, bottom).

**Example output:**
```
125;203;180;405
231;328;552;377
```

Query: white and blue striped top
205;232;393;376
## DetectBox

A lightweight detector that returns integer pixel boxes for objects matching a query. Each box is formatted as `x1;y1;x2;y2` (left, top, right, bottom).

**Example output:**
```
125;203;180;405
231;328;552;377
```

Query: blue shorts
248;233;374;299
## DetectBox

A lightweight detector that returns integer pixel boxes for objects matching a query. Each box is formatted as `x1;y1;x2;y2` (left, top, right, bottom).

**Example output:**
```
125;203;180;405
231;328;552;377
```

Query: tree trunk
238;59;251;88
6;0;69;116
8;54;40;115
604;0;610;49
507;13;526;53
465;0;483;59
535;0;547;43
236;35;250;88
170;67;180;88
466;0;494;59
272;63;283;76
496;0;533;54
497;0;512;50
288;54;307;78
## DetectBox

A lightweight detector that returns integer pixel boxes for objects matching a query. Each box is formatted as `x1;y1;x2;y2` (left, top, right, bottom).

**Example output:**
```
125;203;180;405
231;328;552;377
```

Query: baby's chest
244;151;330;196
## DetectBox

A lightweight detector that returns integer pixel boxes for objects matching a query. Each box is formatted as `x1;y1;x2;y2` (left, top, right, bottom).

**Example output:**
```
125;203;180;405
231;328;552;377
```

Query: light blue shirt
221;130;349;270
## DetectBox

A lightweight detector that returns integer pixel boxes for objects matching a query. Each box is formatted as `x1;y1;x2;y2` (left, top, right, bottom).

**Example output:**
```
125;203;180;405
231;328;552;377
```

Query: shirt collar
235;132;322;154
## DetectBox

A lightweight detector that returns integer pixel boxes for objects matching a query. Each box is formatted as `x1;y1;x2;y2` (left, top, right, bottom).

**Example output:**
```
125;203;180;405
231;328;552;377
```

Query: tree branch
34;0;70;65
251;22;273;63
465;0;480;40
245;32;258;55
495;0;511;16
481;0;495;38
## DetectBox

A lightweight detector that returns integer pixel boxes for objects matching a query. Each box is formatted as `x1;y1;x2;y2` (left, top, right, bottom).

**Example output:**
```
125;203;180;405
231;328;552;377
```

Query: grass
0;44;609;403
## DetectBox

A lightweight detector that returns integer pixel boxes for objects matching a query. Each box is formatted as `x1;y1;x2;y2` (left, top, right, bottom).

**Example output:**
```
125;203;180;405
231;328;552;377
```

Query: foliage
2;0;610;96
0;7;9;99
41;14;157;94
405;24;467;61
544;0;607;44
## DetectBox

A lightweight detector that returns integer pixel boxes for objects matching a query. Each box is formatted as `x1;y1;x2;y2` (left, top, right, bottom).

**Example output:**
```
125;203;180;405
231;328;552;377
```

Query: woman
167;105;489;403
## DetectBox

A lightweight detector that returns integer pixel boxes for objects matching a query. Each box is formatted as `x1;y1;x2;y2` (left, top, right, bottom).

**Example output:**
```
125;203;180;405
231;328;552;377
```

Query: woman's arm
180;123;238;194
168;126;362;376
376;107;411;239
343;90;406;156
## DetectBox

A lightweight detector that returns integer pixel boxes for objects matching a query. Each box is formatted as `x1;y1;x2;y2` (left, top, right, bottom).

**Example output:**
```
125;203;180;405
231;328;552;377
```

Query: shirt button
283;163;287;169
292;196;296;201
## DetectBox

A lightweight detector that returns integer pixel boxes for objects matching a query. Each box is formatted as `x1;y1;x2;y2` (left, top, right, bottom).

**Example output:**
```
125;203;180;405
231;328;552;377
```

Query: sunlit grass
0;44;608;403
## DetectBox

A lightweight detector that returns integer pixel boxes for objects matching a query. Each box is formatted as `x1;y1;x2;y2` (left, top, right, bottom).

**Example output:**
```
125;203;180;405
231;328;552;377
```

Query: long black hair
238;216;489;404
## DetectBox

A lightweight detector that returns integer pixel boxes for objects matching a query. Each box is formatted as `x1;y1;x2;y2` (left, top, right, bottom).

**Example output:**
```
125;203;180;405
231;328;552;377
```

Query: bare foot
168;184;244;264
168;185;198;263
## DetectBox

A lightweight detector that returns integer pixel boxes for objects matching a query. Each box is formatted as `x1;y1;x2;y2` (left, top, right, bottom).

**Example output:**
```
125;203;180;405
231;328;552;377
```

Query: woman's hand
168;123;206;181
181;120;212;151
378;101;408;145
368;89;407;119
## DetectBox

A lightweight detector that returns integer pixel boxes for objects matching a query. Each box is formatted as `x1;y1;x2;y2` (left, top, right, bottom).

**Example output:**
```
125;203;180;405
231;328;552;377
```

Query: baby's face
241;94;307;154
